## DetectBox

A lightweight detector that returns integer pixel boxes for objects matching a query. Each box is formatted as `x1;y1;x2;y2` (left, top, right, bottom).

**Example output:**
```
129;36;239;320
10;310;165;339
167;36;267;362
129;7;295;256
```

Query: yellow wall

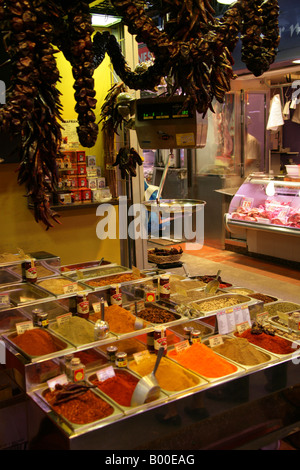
0;33;121;265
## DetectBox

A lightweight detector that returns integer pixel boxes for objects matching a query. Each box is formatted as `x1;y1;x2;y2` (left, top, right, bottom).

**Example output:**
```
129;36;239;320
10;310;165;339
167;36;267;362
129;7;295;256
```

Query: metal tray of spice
87;365;168;416
88;304;154;341
166;342;245;383
34;383;124;432
127;353;209;402
79;272;152;292
187;293;255;317
62;265;133;282
135;302;184;328
0;283;55;307
36;276;91;299
60;259;113;273
0;267;22;287
168;319;215;340
203;334;278;372
48;317;118;350
2;328;75;363
263;301;300;317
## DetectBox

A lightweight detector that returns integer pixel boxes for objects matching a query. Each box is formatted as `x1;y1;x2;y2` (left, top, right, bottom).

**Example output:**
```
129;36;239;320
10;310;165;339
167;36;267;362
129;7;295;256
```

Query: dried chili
44;389;113;424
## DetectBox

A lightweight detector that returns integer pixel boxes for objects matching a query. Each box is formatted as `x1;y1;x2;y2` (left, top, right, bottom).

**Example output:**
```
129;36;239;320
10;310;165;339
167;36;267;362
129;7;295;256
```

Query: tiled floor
152;243;300;303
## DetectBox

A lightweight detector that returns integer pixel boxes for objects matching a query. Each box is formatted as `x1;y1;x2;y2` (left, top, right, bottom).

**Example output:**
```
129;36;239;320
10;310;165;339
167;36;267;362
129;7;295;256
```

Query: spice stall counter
1;257;300;450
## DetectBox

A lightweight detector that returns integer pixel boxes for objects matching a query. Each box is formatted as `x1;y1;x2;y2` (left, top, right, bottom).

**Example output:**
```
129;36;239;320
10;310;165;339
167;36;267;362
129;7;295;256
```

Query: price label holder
216;309;230;335
96;366;115;382
56;312;72;326
236;321;250;334
63;283;79;295
256;311;269;325
92;300;108;313
209;335;224;348
47;374;68;391
16;320;33;335
133;350;150;364
174;340;190;354
0;294;10;307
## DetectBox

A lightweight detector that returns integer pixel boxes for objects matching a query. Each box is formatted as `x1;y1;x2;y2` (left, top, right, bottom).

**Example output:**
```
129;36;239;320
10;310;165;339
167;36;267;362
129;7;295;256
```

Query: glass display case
225;173;300;262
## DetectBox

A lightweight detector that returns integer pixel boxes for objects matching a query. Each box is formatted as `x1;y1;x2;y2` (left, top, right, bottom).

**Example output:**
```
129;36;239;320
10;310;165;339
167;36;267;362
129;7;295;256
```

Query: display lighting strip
91;14;122;27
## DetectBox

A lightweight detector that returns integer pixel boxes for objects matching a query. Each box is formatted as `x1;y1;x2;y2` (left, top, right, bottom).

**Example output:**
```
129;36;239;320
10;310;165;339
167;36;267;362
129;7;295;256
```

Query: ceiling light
91;14;122;27
292;59;300;64
217;0;234;4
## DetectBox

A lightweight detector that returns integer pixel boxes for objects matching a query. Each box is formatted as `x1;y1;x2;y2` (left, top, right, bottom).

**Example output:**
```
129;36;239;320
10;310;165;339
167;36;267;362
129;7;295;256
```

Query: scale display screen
137;102;193;121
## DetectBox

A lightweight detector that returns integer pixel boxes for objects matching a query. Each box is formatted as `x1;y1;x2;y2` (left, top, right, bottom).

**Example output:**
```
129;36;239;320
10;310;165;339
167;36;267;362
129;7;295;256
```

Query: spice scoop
94;299;109;340
130;347;164;407
205;270;221;295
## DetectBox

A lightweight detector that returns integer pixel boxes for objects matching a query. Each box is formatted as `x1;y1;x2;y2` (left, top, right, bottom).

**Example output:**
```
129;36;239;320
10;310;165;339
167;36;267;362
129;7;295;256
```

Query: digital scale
135;95;208;149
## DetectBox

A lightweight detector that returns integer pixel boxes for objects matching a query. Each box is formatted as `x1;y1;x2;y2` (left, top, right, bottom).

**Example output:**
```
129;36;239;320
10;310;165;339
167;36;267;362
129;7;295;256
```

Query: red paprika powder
235;329;297;355
92;370;139;407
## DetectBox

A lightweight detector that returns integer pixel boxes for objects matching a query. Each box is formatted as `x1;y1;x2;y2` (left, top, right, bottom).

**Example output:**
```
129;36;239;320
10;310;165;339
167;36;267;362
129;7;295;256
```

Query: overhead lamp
91;14;122;27
217;0;234;4
292;59;300;64
265;181;275;197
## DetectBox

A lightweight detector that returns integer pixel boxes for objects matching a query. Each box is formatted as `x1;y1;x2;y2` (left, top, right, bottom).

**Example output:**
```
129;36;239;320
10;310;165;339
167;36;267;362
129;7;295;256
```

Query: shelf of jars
1;252;300;442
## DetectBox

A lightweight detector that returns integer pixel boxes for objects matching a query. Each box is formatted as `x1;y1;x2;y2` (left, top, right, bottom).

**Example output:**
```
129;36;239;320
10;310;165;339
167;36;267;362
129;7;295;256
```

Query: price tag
216;309;228;334
92;302;101;313
0;294;10;306
132;266;141;278
133;350;150;364
63;283;78;294
175;285;188;297
256;311;269;325
135;300;145;312
241;197;253;210
209;335;224;347
16;320;33;335
174;340;190;354
96;366;115;382
236;321;250;334
56;312;72;326
225;307;235;333
47;374;68;391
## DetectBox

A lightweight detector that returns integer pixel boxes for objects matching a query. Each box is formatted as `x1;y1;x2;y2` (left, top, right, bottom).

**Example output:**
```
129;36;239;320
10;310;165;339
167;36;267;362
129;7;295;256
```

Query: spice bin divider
0;283;56;307
87;366;169;417
33;385;124;434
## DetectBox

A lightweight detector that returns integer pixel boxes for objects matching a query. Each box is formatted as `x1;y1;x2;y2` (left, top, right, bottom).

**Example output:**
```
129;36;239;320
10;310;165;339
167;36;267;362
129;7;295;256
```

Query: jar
183;326;194;344
110;284;122;306
76;293;89;319
64;354;74;377
32;308;44;327
154;327;167;354
107;345;118;362
191;330;201;343
36;312;49;329
69;357;86;382
159;274;170;300
115;352;127;368
22;259;37;283
146;331;154;351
